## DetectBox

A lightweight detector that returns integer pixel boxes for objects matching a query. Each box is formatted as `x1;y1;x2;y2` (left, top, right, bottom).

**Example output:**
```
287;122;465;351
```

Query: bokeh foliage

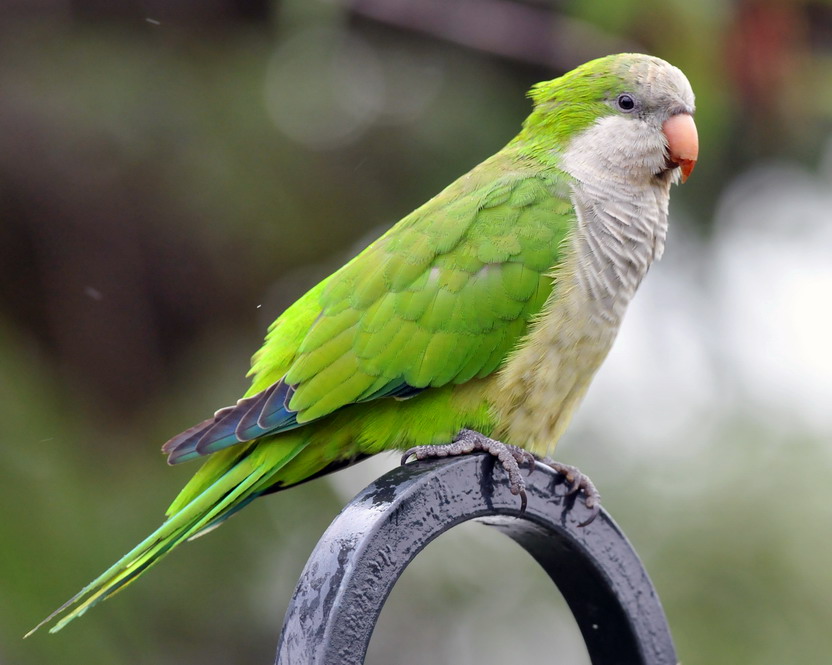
2;1;832;663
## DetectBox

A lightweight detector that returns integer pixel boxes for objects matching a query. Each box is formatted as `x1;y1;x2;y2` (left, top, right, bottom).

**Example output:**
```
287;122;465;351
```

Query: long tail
28;438;306;636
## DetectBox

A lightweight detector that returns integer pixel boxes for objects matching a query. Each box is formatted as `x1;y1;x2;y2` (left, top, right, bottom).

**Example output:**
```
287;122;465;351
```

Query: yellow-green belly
488;249;621;457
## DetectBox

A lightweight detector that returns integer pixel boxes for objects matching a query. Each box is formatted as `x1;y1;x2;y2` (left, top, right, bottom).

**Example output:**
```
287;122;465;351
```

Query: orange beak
662;113;698;183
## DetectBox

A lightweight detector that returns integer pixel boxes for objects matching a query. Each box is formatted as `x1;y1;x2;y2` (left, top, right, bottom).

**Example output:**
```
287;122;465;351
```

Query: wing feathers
236;384;277;438
257;382;296;430
163;381;301;464
165;168;574;462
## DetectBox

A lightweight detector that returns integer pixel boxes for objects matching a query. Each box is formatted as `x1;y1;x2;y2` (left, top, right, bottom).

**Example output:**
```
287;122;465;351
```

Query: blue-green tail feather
28;438;308;636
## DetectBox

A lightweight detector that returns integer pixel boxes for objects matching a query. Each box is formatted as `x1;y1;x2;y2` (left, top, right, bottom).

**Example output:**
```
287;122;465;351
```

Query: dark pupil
618;94;634;110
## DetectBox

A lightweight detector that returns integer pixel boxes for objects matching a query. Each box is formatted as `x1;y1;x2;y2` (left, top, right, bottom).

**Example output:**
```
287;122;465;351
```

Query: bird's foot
401;432;601;526
401;429;536;514
538;457;601;526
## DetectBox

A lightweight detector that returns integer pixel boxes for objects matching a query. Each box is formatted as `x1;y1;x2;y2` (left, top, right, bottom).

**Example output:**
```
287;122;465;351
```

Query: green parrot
32;52;697;634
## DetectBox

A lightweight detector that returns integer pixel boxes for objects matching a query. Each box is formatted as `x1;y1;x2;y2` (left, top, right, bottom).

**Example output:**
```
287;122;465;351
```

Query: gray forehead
661;64;695;107
631;58;695;110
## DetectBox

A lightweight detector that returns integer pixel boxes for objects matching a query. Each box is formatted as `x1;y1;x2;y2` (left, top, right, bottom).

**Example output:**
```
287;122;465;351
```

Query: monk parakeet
32;52;697;634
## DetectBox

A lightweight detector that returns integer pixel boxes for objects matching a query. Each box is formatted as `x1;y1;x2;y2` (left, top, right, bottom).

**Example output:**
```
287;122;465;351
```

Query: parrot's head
522;53;698;185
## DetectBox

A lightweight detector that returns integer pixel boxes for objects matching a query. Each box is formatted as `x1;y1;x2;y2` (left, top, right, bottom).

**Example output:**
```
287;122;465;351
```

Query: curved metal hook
276;454;676;665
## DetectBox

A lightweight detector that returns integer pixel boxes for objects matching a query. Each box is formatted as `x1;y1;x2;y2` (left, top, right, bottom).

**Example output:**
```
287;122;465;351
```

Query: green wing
163;153;575;463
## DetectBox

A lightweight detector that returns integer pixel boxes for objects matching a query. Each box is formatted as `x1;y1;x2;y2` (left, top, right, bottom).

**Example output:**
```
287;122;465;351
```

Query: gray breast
570;179;670;325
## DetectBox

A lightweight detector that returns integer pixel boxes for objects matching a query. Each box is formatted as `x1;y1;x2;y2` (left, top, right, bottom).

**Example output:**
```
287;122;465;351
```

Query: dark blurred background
2;1;832;663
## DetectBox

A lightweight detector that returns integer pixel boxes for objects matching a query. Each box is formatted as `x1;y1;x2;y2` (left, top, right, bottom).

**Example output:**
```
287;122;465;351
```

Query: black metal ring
275;454;676;664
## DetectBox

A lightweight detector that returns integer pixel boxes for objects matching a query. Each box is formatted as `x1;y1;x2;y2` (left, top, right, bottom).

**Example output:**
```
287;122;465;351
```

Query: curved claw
400;449;417;465
504;479;528;516
577;503;601;527
537;456;601;528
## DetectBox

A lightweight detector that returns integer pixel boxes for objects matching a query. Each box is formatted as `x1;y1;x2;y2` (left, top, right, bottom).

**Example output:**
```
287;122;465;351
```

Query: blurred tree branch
343;0;641;72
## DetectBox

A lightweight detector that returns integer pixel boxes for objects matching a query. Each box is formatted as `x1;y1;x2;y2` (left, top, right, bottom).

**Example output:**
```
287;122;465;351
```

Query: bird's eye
616;93;636;112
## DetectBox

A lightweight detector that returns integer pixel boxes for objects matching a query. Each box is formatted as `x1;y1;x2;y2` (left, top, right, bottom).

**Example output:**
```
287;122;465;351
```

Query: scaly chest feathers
490;127;673;456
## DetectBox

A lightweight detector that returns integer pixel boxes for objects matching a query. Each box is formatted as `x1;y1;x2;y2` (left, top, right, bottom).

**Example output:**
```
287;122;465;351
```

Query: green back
245;149;576;425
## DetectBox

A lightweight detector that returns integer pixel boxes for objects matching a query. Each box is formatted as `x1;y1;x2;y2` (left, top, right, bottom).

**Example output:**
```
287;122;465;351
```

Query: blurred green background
3;0;832;663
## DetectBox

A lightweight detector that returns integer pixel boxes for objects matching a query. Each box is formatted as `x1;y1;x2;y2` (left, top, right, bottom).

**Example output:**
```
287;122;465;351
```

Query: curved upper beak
662;113;698;183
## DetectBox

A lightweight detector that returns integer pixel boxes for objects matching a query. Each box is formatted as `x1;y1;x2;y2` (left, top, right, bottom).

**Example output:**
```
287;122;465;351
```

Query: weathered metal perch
276;454;676;664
